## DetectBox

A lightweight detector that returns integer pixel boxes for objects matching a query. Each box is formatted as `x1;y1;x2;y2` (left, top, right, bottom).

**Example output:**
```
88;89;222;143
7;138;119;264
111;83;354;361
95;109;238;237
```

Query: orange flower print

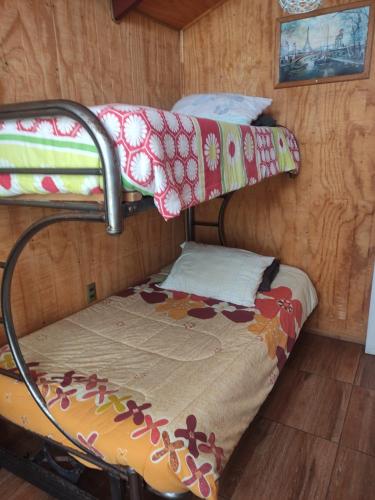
156;297;205;320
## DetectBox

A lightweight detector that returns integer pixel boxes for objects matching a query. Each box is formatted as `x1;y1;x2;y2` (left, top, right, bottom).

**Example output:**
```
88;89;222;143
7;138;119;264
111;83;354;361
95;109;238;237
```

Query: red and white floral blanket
0;104;300;219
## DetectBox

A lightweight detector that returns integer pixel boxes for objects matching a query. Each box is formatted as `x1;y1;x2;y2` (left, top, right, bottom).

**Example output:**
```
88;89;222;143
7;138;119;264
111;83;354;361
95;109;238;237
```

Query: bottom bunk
0;264;317;499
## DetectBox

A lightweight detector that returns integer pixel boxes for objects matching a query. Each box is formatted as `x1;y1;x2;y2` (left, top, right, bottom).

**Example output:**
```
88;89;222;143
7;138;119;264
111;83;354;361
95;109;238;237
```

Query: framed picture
275;0;375;88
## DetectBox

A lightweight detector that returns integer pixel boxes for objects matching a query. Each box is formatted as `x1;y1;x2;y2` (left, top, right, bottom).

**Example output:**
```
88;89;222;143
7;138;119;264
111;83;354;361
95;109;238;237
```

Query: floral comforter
0;104;300;219
0;265;316;499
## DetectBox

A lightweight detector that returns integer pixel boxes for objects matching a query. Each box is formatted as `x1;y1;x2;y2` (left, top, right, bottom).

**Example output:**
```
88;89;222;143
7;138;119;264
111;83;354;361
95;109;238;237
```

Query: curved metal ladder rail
0;212;190;499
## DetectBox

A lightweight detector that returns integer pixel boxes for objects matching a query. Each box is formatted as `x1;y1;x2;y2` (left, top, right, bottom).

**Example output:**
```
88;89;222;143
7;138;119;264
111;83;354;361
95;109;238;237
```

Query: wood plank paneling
0;0;184;343
182;0;375;343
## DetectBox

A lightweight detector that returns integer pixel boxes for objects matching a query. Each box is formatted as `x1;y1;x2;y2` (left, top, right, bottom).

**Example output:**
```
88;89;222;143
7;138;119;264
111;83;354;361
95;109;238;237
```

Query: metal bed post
186;192;234;246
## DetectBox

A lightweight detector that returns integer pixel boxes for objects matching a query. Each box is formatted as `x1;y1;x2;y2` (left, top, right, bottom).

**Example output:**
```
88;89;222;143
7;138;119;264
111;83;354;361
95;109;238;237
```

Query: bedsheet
0;265;316;499
0;104;300;219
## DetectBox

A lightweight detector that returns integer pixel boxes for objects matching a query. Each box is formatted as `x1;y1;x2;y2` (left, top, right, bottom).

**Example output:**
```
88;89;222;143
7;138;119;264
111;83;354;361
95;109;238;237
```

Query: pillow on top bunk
158;242;274;307
171;93;272;126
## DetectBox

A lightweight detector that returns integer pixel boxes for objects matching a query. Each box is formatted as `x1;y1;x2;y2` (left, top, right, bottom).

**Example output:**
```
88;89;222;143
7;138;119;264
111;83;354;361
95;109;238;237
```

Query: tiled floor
0;332;374;500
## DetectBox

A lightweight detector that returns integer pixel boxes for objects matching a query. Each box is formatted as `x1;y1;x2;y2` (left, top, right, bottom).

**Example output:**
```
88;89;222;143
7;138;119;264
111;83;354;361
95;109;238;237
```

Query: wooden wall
182;0;375;343
0;0;184;342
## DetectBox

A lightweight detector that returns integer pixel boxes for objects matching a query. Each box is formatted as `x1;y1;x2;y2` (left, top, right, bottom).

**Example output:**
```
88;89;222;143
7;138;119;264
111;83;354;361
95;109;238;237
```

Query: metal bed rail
0;99;123;235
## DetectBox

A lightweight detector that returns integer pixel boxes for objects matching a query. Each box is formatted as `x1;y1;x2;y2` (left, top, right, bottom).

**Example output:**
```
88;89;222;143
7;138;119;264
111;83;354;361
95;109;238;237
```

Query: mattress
0;265;317;499
0;104;300;220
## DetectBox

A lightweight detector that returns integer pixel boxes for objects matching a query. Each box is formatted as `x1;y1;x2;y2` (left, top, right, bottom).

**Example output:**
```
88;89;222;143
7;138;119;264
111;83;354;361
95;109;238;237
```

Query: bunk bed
0;100;316;500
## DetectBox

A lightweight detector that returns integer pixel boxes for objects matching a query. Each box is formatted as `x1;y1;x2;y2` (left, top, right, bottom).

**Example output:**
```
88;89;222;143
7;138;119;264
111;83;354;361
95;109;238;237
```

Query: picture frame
275;0;375;88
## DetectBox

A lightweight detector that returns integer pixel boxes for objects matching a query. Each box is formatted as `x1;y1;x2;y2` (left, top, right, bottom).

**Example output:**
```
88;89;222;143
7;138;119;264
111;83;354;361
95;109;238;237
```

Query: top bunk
0;100;300;235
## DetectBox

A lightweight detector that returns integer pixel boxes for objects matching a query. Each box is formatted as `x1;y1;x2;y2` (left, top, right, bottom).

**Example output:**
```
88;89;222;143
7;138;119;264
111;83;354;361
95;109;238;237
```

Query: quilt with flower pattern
0;265;316;499
0;104;300;219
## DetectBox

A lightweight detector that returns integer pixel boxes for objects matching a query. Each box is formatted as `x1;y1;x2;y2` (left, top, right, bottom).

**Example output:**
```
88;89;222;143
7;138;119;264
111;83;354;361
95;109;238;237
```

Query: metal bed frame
0;100;287;499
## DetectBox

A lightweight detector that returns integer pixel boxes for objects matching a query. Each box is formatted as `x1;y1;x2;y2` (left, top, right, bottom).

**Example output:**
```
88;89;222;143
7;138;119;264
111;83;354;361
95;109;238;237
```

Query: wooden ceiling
112;0;227;30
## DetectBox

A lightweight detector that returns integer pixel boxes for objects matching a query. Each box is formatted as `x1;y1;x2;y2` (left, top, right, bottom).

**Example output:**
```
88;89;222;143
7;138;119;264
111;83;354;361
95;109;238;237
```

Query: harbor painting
276;1;374;87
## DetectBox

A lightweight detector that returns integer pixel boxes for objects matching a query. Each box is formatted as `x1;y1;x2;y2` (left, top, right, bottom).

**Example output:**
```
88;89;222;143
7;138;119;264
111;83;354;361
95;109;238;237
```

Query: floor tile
288;332;363;383
260;367;352;441
354;353;375;390
327;447;375;500
0;470;53;500
220;418;337;500
341;385;375;457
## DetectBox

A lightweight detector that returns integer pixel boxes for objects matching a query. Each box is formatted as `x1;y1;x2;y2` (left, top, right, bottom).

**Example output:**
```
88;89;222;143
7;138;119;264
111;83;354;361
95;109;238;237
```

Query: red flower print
114;400;151;425
83;374;109;391
131;415;169;444
0;174;11;190
77;431;103;458
175;415;207;458
255;287;302;339
198;433;224;473
183;455;212;498
151;431;184;472
51;370;85;387
48;387;77;411
82;384;118;405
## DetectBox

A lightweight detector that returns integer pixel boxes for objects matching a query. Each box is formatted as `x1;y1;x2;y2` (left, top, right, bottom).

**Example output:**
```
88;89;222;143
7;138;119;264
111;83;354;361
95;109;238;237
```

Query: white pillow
171;93;272;126
158;242;274;307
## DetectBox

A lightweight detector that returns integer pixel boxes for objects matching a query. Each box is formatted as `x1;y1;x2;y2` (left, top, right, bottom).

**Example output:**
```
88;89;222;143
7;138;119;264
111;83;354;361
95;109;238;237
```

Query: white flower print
270;148;276;161
182;184;192;205
244;133;254;162
293;150;300;162
164;134;175;159
149;134;164;160
56;117;76;135
177;134;189;158
146;109;164;132
209;188;220;200
187;159;197;181
37;120;54;136
194;182;201;202
164;189;181;215
130;152;151;183
180;115;193;133
102;113;121;140
115;143;127;169
154;165;167;194
165;112;179;133
124;115;147;147
204;133;220;171
173;160;184;184
19;119;36;131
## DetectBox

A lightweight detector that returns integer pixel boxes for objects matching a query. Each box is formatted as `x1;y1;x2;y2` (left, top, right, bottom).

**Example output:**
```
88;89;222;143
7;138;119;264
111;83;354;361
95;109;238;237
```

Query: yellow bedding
0;265;317;499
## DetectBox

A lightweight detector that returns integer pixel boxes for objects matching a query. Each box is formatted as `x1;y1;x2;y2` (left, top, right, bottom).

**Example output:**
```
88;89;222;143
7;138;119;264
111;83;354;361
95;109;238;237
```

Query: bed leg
127;467;143;500
109;472;126;500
